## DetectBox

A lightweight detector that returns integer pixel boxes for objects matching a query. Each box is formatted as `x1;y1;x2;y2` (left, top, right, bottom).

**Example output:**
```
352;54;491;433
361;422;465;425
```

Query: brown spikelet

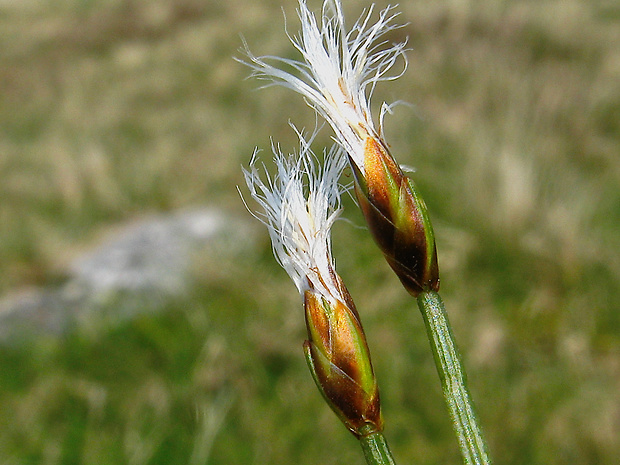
351;137;439;297
304;287;383;437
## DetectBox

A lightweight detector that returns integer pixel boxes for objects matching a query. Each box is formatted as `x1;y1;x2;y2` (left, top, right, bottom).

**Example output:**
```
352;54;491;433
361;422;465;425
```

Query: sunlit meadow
0;0;618;463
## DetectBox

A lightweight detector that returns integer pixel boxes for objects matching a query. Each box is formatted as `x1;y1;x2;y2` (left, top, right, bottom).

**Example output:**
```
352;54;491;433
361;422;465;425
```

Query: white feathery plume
242;128;349;302
240;0;408;175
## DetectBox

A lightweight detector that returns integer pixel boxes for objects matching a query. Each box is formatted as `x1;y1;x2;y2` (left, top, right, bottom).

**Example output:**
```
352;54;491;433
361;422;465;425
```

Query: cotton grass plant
241;1;492;464
243;130;396;463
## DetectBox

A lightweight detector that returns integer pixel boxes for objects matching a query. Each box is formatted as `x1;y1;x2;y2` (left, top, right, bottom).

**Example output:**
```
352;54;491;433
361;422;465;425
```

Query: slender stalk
417;290;492;465
358;425;397;465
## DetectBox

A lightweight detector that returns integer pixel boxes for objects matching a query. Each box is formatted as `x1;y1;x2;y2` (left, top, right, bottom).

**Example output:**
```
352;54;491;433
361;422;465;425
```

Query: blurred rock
0;208;258;345
71;208;237;294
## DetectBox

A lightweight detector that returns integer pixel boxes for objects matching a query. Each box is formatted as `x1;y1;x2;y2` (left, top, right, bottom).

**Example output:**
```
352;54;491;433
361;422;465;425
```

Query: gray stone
0;208;257;344
71;209;229;294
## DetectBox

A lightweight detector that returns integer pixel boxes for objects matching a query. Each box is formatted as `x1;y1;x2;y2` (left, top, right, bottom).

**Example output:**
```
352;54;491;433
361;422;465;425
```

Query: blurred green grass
1;0;619;463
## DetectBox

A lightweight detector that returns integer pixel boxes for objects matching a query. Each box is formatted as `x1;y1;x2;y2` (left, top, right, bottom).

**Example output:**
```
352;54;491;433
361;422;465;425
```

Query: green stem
358;426;397;465
417;290;492;465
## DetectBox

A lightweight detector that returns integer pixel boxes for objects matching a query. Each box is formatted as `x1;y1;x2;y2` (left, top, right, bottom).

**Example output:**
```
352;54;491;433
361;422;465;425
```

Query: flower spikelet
352;137;439;296
243;129;382;436
242;0;439;296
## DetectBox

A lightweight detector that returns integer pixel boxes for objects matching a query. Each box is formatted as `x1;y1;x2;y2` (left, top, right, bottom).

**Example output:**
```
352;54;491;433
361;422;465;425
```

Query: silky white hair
242;126;349;301
241;0;408;175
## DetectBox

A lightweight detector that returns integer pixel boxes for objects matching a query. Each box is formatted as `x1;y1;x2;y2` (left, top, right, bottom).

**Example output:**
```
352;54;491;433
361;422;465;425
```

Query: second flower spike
243;129;382;437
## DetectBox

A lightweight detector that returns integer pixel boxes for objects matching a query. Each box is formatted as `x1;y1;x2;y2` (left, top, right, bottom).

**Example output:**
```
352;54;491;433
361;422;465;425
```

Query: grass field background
1;0;619;463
